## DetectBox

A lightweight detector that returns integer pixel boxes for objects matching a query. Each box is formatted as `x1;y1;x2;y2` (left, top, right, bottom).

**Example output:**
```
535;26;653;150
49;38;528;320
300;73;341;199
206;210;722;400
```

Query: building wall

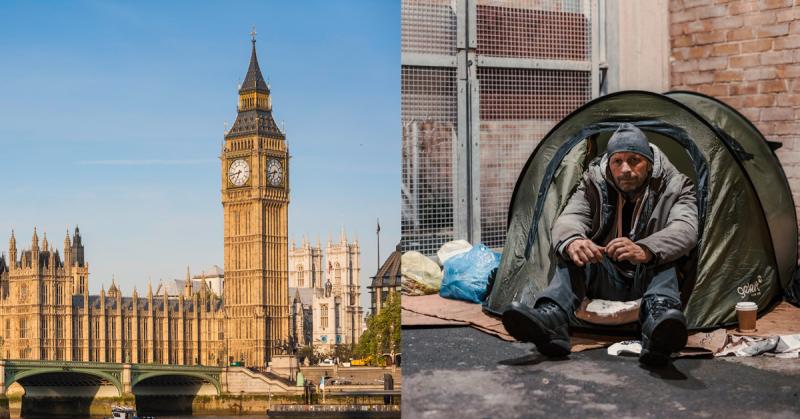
288;234;364;353
0;231;225;365
289;239;323;289
604;0;671;92
669;0;800;231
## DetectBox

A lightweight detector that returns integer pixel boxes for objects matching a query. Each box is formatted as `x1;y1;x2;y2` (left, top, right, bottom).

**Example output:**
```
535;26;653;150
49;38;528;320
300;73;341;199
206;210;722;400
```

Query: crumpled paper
607;340;642;356
715;334;800;358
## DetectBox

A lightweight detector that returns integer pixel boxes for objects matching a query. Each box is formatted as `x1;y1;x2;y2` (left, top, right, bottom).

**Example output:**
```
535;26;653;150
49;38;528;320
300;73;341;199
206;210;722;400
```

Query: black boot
639;296;687;367
502;300;571;357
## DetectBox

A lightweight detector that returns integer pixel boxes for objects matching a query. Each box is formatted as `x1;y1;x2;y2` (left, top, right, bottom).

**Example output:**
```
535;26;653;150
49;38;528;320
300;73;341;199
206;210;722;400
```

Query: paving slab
403;326;800;419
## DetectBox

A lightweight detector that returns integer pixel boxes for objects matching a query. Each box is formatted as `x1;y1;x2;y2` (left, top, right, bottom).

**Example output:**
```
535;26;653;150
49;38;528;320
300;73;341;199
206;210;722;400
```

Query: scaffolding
402;0;599;255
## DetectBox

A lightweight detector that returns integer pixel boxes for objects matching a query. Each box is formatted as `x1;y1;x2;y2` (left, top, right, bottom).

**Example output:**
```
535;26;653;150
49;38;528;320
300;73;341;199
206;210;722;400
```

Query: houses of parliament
0;37;290;368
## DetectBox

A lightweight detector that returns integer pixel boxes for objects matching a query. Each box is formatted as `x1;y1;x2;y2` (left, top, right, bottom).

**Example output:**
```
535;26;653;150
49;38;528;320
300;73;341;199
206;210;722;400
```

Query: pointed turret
42;232;48;253
63;229;72;268
184;266;193;298
132;285;139;308
226;31;283;139
108;275;120;298
9;230;16;270
71;226;85;267
32;227;39;252
30;227;40;269
147;279;153;299
240;33;270;94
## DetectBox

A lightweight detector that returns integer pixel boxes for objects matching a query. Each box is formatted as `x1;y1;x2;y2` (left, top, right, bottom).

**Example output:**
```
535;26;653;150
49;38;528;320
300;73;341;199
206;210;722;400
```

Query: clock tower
222;34;289;367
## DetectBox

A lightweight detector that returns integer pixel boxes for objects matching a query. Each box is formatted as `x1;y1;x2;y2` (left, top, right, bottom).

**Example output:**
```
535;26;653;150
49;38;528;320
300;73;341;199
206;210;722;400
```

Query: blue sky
0;1;399;309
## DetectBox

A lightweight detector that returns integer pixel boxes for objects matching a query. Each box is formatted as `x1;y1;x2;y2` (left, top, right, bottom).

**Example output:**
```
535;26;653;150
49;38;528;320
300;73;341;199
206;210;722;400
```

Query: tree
296;345;320;365
334;344;353;362
355;292;400;365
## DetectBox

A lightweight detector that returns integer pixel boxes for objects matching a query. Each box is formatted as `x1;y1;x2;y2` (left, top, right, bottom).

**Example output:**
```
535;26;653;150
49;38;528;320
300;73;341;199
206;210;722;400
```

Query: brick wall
670;0;800;223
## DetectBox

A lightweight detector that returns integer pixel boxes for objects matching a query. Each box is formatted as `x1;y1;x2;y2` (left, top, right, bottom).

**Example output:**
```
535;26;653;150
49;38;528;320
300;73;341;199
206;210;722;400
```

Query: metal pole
376;218;381;268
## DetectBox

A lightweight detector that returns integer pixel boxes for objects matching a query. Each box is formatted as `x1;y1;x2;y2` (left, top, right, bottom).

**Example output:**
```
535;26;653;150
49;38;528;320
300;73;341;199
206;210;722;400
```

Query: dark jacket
552;145;699;266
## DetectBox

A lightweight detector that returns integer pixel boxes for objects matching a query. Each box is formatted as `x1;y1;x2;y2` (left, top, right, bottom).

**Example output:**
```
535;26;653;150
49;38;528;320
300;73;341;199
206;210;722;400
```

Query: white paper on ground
607;340;642;356
775;334;800;353
715;335;779;357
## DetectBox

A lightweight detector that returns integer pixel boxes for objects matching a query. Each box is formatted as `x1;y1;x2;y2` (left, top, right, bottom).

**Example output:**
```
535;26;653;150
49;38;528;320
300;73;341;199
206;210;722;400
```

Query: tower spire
240;30;269;94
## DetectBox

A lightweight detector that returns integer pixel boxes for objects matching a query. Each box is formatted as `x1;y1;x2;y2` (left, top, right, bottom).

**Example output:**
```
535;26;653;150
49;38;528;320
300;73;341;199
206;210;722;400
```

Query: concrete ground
402;326;800;419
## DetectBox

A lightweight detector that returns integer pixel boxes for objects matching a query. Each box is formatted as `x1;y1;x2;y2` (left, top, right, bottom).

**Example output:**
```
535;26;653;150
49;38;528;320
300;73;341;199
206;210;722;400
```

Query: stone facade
0;228;226;365
668;0;800;225
288;233;363;353
221;38;290;366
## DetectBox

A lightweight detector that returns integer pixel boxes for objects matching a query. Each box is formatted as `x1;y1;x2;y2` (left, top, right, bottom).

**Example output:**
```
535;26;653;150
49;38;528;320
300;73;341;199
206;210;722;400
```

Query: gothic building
0;227;226;364
0;36;289;368
288;232;363;353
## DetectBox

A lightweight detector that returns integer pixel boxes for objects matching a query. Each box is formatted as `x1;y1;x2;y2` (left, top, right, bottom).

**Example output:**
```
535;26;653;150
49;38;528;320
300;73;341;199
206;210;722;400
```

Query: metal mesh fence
402;0;594;255
401;67;458;252
478;68;591;248
401;0;458;55
476;0;588;59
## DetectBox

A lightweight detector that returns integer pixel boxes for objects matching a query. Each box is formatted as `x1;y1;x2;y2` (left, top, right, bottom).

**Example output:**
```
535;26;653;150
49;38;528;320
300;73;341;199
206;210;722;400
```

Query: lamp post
389;322;395;371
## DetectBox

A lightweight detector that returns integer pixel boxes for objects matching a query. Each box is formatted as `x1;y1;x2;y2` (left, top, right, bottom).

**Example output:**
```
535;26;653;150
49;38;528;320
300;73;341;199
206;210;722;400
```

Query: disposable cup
735;301;757;333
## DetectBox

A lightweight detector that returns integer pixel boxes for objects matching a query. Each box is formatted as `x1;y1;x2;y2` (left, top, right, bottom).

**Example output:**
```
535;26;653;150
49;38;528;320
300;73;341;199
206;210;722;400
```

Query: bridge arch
6;368;123;397
132;371;221;396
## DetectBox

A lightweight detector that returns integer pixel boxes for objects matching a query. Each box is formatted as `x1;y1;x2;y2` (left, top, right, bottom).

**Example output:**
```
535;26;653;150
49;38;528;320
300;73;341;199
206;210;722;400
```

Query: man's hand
605;237;652;264
566;238;605;267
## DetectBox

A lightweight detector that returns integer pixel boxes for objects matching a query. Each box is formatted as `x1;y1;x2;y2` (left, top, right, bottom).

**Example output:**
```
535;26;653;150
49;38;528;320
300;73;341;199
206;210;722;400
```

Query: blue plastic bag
439;243;501;303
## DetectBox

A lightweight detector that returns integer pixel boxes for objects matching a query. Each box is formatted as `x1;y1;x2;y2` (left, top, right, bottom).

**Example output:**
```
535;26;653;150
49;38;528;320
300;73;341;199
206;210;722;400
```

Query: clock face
228;159;250;187
267;158;283;187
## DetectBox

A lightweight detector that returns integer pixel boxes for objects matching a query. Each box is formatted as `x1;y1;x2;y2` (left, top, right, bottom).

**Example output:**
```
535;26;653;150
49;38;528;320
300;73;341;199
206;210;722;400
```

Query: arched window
297;264;304;288
320;304;329;329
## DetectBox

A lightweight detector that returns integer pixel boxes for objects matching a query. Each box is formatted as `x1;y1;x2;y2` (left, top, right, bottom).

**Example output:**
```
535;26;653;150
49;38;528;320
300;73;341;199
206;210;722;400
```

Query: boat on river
108;405;155;419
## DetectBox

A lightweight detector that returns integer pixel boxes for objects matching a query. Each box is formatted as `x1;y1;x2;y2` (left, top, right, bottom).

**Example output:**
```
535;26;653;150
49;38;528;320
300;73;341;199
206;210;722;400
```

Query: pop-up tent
484;90;798;329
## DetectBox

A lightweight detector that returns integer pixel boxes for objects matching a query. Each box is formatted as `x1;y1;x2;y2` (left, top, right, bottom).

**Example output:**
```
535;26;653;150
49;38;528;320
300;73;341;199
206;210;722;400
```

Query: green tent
484;90;797;329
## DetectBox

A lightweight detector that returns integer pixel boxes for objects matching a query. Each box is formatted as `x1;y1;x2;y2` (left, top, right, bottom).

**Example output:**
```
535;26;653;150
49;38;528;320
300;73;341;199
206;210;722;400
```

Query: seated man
502;123;699;366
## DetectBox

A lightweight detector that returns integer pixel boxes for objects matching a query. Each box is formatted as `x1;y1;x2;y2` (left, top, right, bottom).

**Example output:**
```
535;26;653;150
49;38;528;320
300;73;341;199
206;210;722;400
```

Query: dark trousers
536;257;681;317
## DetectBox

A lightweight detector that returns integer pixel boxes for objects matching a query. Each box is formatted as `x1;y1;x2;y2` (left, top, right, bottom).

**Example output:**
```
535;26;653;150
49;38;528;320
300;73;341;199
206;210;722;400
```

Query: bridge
0;360;223;397
0;360;396;417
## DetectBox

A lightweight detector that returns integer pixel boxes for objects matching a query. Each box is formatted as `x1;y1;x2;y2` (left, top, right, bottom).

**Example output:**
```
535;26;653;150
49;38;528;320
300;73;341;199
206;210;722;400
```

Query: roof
226;41;284;139
155;279;206;296
240;40;269;93
193;265;224;279
226;109;283;139
369;244;401;289
290;287;315;305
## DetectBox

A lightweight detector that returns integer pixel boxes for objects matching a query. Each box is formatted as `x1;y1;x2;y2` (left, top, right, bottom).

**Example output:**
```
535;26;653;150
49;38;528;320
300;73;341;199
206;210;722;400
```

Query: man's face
609;151;650;193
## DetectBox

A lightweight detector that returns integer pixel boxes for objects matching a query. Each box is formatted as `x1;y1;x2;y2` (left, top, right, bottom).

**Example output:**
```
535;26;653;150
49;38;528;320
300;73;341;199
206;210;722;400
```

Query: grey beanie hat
606;123;653;163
